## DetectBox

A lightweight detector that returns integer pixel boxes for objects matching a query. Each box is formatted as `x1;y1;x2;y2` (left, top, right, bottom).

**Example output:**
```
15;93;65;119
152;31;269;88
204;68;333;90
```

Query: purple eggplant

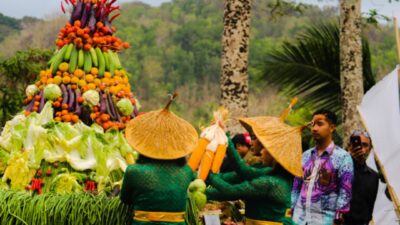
133;105;139;116
88;8;97;32
67;85;75;112
25;98;35;112
104;93;115;120
99;91;106;114
80;2;92;28
107;93;117;119
61;84;69;106
38;90;45;113
74;89;81;115
70;1;84;24
115;105;122;122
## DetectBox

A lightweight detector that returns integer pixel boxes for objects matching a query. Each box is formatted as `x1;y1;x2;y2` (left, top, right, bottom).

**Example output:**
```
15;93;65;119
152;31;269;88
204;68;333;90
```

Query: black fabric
343;161;379;224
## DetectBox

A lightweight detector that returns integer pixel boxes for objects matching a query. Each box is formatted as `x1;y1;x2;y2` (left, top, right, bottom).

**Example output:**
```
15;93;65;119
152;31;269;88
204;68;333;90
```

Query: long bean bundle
0;190;131;225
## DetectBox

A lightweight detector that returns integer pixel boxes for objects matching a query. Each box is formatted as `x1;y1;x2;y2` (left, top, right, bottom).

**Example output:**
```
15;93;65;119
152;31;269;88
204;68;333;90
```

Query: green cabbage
116;98;133;116
43;84;62;101
82;90;100;106
25;84;39;97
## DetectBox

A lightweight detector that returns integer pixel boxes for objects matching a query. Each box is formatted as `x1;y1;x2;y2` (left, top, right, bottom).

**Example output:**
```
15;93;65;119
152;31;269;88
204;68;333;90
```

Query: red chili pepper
61;2;66;13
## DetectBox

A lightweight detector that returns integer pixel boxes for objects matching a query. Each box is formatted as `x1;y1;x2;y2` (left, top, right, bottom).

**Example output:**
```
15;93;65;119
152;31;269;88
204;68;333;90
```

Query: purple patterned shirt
291;142;353;225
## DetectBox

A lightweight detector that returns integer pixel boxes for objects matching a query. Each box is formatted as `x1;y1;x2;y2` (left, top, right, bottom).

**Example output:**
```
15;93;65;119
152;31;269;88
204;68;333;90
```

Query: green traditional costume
206;116;303;225
120;95;198;225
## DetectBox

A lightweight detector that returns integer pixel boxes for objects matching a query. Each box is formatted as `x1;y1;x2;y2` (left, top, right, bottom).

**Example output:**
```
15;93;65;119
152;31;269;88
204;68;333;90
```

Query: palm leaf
261;21;375;113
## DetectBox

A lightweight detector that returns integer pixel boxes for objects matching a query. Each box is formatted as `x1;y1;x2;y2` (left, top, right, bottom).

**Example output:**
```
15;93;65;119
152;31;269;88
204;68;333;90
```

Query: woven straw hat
125;94;198;160
238;98;303;177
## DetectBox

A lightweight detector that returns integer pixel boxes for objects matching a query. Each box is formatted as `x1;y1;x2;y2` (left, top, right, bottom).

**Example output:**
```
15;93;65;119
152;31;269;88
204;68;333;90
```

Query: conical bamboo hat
125;94;198;160
238;98;303;177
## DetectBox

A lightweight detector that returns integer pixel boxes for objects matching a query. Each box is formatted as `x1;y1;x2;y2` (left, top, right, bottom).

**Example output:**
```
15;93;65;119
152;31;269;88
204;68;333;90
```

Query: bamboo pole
357;105;400;221
394;17;400;65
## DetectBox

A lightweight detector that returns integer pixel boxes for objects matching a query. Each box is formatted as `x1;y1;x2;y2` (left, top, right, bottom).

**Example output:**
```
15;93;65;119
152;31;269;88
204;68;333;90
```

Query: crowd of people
119;98;380;225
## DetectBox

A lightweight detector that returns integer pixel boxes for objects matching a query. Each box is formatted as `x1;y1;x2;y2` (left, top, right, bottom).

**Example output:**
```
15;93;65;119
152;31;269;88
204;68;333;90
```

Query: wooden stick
357;106;400;220
394;17;400;65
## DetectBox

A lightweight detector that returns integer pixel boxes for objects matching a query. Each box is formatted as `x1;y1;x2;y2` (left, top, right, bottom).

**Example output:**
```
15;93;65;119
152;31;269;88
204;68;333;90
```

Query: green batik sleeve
226;135;272;179
218;171;241;183
206;173;291;202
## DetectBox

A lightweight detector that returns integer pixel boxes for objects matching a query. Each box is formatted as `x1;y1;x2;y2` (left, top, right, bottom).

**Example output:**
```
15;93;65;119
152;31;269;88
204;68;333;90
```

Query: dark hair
312;109;337;125
137;154;187;166
232;134;251;148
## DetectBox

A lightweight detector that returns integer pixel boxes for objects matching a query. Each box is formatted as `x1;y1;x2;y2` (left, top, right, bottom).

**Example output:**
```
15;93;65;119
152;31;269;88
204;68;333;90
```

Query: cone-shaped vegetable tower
24;0;138;130
0;0;138;195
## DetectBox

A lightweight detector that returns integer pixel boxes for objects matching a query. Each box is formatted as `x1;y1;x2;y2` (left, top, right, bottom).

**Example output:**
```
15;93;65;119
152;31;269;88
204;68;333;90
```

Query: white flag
358;66;400;225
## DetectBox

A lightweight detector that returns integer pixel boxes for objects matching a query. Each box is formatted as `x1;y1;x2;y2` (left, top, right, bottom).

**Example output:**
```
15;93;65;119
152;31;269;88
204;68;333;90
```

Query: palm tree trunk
340;0;363;144
220;0;251;134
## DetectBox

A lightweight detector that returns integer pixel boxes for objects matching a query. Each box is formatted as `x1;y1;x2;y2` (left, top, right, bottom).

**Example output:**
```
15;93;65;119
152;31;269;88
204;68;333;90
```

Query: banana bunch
49;44;122;77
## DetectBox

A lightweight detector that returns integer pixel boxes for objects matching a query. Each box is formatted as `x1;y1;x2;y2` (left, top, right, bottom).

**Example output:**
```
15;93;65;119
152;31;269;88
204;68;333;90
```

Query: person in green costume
120;94;198;225
206;115;304;225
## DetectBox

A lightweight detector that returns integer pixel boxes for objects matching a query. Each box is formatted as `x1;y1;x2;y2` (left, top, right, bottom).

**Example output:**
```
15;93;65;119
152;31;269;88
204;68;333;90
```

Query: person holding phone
342;130;379;225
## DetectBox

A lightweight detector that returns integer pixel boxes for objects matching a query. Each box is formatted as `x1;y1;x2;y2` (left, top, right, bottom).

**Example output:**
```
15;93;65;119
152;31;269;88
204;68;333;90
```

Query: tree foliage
0;49;51;127
260;21;375;114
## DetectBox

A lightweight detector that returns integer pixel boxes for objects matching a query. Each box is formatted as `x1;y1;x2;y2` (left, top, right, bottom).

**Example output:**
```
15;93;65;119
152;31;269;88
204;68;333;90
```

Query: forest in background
0;0;397;129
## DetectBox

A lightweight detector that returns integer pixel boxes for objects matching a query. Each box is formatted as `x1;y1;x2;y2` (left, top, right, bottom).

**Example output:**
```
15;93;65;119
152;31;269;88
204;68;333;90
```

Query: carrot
188;137;209;171
211;144;228;173
198;150;215;181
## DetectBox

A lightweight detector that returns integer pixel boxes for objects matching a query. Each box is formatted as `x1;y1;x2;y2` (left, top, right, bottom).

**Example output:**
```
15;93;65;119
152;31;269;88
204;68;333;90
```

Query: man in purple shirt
292;109;353;225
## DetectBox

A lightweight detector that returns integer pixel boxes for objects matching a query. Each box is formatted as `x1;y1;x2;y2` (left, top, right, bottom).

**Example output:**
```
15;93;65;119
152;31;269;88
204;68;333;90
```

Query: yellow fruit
62;76;71;84
40;77;47;84
104;72;111;78
114;76;122;84
78;79;87;88
85;74;94;83
109;86;118;95
39;70;46;77
114;70;121;76
58;62;69;72
90;67;99;75
53;76;62;85
87;83;96;90
74;69;84;78
46;78;54;84
122;76;129;84
63;72;70;77
101;78;110;86
71;77;80;84
94;78;101;87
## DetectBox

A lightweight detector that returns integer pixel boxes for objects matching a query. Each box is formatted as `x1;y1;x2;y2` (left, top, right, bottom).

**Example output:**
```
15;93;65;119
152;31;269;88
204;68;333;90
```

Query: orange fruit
74;69;84;78
85;74;94;83
62;76;71;84
90;67;99;75
87;83;96;90
94;78;101;87
78;79;87;88
46;78;54;84
53;76;62;85
104;72;111;78
58;62;69;72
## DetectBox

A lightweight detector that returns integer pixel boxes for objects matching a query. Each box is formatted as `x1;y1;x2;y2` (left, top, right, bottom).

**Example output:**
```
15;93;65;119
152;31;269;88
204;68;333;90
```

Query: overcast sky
0;0;399;24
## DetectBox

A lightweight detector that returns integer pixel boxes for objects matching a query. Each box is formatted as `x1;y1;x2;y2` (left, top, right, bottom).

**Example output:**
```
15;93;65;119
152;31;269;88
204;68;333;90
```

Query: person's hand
349;145;364;163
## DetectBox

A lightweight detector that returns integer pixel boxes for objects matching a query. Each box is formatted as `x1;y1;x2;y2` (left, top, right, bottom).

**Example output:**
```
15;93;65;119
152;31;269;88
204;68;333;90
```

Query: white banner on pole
359;66;400;225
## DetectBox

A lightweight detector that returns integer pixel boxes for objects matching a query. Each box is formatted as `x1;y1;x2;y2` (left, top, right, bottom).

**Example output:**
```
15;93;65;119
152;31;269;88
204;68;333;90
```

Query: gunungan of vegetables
24;0;139;131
